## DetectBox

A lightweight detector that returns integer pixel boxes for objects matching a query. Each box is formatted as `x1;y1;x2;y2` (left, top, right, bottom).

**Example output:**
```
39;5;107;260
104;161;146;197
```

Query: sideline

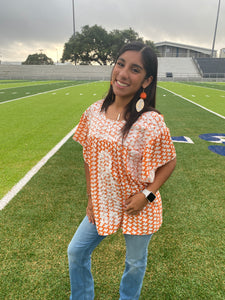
0;126;77;210
159;86;225;120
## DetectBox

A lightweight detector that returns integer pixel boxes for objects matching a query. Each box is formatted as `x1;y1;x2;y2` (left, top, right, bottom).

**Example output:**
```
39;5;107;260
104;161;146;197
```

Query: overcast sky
0;0;225;62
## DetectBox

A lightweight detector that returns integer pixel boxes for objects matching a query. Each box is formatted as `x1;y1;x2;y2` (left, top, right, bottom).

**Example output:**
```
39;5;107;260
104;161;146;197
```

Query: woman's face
111;50;151;102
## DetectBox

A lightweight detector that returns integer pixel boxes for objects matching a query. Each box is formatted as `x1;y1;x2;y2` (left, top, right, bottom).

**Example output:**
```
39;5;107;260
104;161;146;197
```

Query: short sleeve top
73;100;176;236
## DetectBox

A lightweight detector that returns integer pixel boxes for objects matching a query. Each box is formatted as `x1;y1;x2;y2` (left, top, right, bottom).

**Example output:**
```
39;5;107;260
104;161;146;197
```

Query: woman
68;41;176;299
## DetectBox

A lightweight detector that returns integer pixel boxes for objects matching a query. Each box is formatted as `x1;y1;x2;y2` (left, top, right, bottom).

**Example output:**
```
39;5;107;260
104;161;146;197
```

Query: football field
0;80;225;299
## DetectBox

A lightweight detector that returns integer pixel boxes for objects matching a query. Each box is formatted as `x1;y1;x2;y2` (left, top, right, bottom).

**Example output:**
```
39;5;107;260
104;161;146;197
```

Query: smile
116;80;129;87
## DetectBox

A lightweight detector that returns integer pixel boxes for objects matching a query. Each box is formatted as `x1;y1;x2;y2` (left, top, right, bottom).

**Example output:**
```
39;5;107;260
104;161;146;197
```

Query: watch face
147;192;156;202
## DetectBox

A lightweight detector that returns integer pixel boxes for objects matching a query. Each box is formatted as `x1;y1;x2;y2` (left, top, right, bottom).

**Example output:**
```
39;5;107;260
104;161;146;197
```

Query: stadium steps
0;58;202;81
158;57;201;80
194;58;225;78
0;65;113;81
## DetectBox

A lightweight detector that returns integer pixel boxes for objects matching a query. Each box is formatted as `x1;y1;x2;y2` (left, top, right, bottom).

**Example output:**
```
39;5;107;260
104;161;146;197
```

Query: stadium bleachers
0;57;224;81
158;57;201;80
0;65;113;81
194;58;225;78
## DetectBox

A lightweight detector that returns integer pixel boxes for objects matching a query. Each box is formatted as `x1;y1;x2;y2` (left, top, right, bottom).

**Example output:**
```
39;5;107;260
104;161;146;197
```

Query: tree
61;25;157;65
145;40;159;56
22;53;54;65
109;28;144;63
62;25;112;65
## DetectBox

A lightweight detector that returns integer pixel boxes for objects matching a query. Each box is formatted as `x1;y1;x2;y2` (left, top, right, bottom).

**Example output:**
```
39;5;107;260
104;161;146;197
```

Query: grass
0;81;109;198
0;80;93;102
0;81;225;299
158;81;225;117
0;80;69;88
181;81;225;92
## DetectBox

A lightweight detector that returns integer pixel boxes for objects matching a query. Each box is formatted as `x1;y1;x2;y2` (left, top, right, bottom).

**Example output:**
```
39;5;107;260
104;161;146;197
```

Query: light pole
211;0;221;57
56;48;58;64
72;0;75;37
72;0;76;65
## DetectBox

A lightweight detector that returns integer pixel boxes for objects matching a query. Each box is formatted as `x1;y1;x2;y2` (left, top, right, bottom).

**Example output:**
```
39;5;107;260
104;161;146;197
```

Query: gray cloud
0;0;224;62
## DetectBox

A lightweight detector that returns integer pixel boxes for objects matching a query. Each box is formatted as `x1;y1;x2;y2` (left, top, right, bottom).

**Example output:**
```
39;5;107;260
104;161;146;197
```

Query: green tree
109;28;143;63
61;25;157;65
22;53;54;65
145;40;160;56
62;25;112;65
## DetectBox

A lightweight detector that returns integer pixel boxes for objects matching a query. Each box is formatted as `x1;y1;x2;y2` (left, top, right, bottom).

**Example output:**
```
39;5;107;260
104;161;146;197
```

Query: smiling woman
102;42;158;139
111;51;152;107
68;41;176;300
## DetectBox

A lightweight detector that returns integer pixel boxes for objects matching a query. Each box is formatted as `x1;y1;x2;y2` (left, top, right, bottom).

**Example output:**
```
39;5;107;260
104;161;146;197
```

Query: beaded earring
136;90;147;112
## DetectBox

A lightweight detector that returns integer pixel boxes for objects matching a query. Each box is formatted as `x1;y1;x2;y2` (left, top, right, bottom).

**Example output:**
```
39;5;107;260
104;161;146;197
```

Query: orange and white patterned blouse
73;100;176;236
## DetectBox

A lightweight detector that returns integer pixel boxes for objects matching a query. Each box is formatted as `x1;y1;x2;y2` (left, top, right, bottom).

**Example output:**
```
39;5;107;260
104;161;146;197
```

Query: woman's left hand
124;193;148;215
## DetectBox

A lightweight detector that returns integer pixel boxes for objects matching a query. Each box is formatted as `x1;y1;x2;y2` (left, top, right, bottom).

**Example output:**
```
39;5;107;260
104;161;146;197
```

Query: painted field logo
199;133;225;157
172;136;194;144
172;134;225;157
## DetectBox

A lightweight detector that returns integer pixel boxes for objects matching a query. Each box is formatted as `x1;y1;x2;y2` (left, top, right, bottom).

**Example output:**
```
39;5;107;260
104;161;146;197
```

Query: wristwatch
142;189;156;202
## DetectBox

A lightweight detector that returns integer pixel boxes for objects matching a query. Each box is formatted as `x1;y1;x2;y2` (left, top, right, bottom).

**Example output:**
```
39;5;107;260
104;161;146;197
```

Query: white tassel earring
136;90;147;112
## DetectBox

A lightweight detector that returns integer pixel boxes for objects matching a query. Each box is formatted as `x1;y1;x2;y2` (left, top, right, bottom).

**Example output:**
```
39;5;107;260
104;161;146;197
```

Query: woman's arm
84;162;95;224
124;158;177;215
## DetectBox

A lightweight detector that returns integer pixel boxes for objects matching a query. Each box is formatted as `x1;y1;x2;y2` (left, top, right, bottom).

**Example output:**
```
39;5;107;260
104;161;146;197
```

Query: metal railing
202;73;225;78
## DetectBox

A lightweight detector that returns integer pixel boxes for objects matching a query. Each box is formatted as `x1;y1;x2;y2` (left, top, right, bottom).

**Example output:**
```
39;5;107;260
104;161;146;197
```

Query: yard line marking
0;85;77;104
159;86;225;120
0;81;98;104
0;81;68;90
179;82;225;93
0;126;77;210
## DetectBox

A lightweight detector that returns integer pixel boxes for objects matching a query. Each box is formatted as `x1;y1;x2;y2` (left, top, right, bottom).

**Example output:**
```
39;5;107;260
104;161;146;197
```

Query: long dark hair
101;41;159;139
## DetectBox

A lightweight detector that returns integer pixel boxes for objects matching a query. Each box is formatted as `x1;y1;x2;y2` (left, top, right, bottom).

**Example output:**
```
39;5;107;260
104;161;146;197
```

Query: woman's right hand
86;198;95;224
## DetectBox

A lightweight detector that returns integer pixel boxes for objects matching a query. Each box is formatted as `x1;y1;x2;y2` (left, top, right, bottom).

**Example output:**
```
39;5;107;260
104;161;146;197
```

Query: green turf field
158;81;225;117
0;81;108;198
0;80;224;299
0;80;93;102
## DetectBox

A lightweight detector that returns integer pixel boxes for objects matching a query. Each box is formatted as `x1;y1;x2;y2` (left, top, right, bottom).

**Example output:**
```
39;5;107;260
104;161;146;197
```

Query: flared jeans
68;216;153;300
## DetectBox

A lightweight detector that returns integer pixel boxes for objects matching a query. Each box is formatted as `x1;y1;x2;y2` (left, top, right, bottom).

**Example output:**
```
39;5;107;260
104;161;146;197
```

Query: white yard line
0;85;78;104
159;86;225;120
178;82;225;93
0;81;102;210
0;126;77;210
0;81;97;104
0;81;60;90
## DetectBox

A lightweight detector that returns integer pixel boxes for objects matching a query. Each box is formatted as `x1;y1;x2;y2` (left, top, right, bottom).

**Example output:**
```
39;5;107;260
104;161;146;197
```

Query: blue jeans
68;216;153;300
